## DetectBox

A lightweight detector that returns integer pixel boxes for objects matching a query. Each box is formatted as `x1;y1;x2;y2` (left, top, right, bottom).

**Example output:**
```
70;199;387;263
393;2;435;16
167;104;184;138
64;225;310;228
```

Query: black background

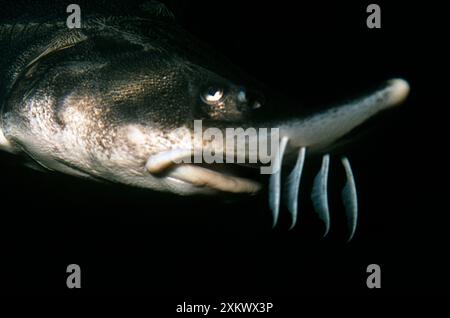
1;0;447;311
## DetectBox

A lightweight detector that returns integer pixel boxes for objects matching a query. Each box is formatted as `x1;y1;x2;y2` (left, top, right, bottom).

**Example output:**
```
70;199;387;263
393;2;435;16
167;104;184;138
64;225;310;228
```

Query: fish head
2;17;270;195
1;17;409;197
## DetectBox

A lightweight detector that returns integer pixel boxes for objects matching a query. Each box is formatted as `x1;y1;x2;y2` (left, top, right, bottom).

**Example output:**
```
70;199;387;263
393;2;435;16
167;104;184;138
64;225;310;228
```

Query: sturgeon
0;1;409;240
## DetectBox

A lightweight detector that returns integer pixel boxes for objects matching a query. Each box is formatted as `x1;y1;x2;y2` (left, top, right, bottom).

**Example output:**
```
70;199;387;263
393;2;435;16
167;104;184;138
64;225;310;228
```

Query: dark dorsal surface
0;0;258;107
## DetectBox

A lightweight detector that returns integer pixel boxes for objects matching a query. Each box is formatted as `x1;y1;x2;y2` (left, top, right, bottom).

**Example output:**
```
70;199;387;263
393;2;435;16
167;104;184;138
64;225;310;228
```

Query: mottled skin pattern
0;10;262;193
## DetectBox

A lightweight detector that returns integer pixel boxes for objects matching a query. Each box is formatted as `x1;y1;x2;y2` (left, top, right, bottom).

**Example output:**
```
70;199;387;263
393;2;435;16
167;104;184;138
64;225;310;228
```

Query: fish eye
201;86;224;104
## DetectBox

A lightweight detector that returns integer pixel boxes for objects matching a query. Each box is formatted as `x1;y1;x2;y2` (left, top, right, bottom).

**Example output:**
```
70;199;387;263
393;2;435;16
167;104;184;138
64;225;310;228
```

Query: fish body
0;1;409;238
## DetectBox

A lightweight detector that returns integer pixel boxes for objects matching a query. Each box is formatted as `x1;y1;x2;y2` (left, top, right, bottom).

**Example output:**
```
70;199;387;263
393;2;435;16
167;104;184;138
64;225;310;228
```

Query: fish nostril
246;89;265;111
252;100;262;110
237;89;247;103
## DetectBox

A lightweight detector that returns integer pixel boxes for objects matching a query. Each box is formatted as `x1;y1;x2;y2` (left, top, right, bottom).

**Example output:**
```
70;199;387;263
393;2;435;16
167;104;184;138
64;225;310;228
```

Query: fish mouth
145;148;264;194
163;162;262;194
